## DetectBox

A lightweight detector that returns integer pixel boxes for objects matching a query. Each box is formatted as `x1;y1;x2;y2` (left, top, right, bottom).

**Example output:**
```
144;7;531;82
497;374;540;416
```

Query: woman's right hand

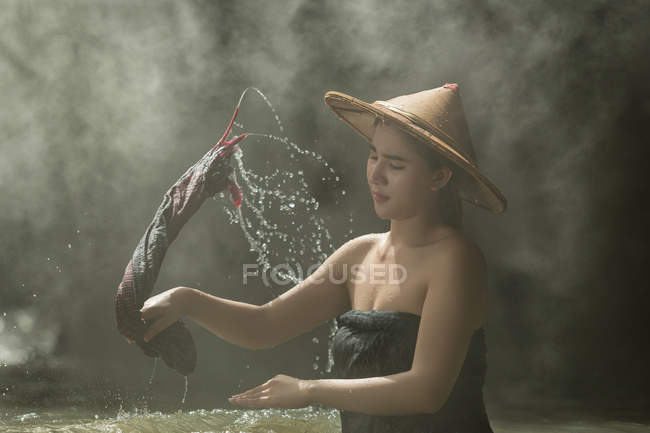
139;286;195;343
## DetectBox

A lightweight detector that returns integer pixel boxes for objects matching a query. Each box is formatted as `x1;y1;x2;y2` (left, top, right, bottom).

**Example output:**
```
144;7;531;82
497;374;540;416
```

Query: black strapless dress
332;309;494;433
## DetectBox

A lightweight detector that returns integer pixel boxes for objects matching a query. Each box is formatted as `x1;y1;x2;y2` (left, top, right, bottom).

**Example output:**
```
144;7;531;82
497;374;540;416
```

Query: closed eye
369;154;405;170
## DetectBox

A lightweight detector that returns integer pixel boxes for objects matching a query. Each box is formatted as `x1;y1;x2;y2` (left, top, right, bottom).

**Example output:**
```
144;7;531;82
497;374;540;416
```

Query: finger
231;387;264;399
232;381;269;398
143;316;176;342
229;395;270;408
139;305;162;322
239;391;269;402
231;388;269;399
139;307;152;321
229;396;255;407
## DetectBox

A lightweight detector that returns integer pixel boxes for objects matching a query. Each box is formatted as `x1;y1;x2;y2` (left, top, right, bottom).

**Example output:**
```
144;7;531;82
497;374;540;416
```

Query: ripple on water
1;407;342;433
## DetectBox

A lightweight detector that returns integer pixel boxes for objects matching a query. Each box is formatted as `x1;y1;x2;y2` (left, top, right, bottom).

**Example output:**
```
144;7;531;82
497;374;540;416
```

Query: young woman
139;83;506;432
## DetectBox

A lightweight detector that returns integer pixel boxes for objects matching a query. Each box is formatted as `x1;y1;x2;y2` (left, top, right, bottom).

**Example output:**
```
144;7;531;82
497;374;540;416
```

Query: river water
1;405;648;432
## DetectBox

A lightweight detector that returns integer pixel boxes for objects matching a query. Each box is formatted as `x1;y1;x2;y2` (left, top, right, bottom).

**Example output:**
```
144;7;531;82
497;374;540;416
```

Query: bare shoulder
334;232;384;260
432;231;486;270
344;232;385;247
426;231;487;324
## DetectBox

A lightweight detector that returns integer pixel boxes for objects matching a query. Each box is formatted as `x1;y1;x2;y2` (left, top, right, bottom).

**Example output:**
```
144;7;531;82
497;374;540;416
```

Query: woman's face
367;123;443;220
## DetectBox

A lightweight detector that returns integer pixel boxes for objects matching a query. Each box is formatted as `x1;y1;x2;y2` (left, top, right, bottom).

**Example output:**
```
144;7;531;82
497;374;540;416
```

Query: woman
139;83;506;432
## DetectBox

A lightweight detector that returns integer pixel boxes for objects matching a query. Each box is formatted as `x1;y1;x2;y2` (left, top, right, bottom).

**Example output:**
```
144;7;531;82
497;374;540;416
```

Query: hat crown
376;84;477;163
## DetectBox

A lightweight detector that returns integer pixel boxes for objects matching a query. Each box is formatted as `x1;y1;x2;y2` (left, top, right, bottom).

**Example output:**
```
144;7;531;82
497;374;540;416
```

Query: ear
429;166;453;191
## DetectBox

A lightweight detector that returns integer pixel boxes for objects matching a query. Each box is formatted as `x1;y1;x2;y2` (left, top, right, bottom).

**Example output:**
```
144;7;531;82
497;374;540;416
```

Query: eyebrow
369;144;409;162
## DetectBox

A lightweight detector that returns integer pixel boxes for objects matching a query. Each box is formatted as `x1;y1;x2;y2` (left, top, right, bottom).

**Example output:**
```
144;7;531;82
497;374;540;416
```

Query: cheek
390;170;420;192
391;172;431;206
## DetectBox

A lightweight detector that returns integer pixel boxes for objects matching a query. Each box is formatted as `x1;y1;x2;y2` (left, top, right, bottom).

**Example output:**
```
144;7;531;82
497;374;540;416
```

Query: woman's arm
180;288;269;350
305;370;436;415
228;369;433;414
141;234;374;350
255;234;377;348
410;235;487;411
139;286;266;350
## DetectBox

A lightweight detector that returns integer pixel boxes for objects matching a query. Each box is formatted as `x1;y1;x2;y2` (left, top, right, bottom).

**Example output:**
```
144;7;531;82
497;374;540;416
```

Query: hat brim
324;90;507;213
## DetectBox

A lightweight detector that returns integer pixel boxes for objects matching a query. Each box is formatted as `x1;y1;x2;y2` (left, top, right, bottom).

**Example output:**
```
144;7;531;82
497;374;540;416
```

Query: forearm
180;287;270;350
305;370;436;416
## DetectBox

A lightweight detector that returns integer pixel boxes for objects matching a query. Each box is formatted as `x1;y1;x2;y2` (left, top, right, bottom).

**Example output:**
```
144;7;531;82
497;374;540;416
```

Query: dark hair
373;117;464;230
411;139;464;230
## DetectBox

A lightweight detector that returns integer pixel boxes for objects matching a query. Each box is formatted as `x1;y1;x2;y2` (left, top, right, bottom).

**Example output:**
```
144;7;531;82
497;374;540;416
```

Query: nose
368;159;387;185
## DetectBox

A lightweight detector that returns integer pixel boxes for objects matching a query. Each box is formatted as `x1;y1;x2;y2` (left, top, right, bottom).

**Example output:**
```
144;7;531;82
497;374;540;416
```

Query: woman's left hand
228;374;312;409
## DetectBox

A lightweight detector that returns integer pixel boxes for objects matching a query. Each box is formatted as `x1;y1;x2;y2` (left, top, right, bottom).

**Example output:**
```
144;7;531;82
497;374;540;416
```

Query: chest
346;248;430;315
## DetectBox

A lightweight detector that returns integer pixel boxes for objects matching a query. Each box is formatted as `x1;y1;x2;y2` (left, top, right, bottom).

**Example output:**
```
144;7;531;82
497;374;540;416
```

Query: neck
386;205;452;250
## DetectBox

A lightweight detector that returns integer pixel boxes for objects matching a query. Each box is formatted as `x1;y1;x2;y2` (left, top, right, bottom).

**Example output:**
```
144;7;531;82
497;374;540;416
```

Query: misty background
1;0;649;416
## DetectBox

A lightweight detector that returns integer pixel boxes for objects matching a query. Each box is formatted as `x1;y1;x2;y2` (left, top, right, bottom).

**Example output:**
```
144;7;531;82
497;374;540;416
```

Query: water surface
1;405;648;432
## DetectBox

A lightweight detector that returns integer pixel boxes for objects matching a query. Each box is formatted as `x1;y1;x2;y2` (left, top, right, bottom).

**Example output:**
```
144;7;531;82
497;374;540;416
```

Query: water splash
181;375;189;404
148;357;158;386
216;88;351;373
219;88;345;285
232;86;285;134
224;139;337;284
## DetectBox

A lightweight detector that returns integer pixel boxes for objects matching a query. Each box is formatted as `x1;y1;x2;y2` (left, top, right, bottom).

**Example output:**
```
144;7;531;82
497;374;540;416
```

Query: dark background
0;0;648;415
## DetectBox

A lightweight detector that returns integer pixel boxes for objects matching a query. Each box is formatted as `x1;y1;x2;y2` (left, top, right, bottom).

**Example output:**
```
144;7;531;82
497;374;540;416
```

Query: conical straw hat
324;83;507;213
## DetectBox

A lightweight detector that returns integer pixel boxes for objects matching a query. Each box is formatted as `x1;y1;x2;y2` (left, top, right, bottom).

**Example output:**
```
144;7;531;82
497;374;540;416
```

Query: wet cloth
332;309;494;433
114;105;246;375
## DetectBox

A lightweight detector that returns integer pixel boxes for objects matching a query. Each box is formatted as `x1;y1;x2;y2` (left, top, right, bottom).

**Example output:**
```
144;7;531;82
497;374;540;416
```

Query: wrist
301;379;319;404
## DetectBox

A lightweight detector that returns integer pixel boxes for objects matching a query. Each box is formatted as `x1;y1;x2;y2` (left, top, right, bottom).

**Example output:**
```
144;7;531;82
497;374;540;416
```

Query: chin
373;204;392;220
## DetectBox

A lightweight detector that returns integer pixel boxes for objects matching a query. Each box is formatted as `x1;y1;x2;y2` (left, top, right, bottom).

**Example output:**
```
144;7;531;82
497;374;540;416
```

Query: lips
371;191;389;202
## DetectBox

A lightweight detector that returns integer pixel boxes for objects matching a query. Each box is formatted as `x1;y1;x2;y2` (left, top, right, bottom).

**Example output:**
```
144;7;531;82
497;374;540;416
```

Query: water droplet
312;337;319;344
67;243;72;249
181;375;189;404
214;88;342;370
